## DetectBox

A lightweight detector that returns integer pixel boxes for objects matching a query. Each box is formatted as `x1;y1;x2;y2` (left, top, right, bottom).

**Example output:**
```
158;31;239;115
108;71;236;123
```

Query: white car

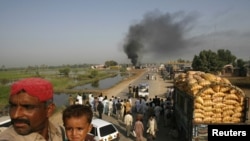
0;116;11;133
89;118;120;141
138;83;149;99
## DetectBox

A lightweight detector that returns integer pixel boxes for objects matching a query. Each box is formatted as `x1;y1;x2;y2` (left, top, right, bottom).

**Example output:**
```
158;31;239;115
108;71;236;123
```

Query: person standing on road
97;101;104;119
120;99;125;119
147;74;150;80
98;93;104;102
128;96;133;106
125;99;132;115
108;99;113;116
0;78;65;141
77;93;83;105
128;84;132;94
133;85;136;98
154;104;162;124
136;86;139;98
147;115;158;140
89;94;94;111
68;94;74;106
112;97;118;116
93;97;99;113
102;95;109;114
124;111;133;137
115;100;122;120
82;93;87;105
134;114;145;141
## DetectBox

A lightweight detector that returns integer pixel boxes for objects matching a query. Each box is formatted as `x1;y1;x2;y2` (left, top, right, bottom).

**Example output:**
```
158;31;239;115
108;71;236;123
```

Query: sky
1;0;250;68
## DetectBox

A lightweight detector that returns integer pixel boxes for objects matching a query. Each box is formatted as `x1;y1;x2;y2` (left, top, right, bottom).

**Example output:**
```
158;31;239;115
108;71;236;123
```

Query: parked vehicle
0;116;11;133
138;83;149;100
89;118;120;141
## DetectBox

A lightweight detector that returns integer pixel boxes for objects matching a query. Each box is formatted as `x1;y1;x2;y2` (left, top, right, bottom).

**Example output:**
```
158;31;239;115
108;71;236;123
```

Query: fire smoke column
123;10;197;64
123;39;143;66
123;24;145;66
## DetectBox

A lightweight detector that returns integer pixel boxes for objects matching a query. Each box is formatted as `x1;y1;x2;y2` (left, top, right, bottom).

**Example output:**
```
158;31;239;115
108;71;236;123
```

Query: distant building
222;64;250;77
165;61;192;72
91;64;106;69
222;64;234;76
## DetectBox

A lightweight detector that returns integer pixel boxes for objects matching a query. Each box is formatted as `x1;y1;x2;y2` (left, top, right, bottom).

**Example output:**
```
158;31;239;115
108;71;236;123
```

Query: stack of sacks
174;71;245;123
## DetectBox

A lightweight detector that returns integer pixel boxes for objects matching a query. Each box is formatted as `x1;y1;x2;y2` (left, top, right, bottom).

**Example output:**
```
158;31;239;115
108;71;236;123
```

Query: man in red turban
0;77;65;141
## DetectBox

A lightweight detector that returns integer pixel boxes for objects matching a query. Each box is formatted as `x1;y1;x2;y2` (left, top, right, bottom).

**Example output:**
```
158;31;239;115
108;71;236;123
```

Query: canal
54;73;124;107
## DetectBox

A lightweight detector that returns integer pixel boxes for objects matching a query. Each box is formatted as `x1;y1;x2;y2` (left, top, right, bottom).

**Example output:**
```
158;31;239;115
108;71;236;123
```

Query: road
95;69;179;141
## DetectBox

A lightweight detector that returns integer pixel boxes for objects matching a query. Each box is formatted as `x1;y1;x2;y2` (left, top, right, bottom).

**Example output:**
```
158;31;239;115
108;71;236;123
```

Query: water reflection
54;73;124;107
73;73;123;90
54;93;68;107
91;80;99;88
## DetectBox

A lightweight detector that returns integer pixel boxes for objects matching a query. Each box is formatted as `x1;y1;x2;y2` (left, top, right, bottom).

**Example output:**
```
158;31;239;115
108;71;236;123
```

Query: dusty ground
102;69;147;97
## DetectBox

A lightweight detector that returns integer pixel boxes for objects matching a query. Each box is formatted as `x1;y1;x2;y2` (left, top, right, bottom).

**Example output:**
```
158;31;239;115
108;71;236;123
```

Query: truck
172;71;249;141
138;83;149;100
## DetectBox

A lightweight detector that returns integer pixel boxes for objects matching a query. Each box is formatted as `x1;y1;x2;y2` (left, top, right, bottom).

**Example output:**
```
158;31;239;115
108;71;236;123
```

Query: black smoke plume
123;10;197;66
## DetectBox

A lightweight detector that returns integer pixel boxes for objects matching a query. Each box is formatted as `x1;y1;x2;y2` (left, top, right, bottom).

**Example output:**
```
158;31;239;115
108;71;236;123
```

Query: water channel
54;74;124;107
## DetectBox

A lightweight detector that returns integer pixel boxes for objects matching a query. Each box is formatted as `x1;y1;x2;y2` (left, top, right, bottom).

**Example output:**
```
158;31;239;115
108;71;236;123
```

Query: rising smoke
123;10;198;66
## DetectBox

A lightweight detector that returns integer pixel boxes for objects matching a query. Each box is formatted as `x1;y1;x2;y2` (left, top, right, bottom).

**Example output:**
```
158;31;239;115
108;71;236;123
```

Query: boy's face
64;116;92;141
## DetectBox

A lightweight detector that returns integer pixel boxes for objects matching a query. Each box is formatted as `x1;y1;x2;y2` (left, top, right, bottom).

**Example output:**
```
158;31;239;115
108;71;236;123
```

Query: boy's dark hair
62;104;93;124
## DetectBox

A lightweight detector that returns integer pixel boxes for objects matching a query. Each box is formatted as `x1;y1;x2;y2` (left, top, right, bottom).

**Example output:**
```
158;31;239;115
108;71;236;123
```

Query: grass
0;70;36;80
0;67;125;110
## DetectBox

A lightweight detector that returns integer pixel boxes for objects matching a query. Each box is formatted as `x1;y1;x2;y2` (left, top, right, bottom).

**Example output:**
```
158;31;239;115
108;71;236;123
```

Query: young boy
62;104;95;141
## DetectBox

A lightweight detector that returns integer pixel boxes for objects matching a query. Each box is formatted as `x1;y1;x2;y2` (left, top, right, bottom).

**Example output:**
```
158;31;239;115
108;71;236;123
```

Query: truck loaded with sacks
173;71;249;141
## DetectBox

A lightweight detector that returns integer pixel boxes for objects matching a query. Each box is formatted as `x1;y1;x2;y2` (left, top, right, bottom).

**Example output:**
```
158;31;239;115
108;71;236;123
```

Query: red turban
11;78;53;102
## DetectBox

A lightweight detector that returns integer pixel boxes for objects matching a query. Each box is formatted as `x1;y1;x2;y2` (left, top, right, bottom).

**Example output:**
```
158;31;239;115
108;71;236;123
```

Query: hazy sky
1;0;250;68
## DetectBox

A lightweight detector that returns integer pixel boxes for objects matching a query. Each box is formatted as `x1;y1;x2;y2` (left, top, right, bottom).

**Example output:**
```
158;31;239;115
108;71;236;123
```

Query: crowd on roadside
69;91;174;141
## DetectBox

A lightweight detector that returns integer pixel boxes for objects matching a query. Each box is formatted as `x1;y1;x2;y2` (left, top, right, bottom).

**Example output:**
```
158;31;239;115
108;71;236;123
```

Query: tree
192;50;223;73
217;49;236;66
89;70;98;78
1;65;6;71
236;59;247;76
59;68;70;77
105;60;118;67
177;58;186;63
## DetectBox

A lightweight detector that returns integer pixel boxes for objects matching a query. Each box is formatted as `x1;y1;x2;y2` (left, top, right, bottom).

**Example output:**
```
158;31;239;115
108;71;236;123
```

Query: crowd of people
132;96;174;141
70;90;174;141
128;84;139;98
70;93;134;121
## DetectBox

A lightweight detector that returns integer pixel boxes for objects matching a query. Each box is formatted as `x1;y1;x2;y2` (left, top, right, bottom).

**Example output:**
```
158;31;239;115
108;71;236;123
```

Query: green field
0;67;126;110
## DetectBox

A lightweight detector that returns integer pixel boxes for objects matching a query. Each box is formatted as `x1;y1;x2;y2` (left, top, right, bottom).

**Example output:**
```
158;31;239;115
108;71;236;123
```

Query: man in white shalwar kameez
147;115;158;139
